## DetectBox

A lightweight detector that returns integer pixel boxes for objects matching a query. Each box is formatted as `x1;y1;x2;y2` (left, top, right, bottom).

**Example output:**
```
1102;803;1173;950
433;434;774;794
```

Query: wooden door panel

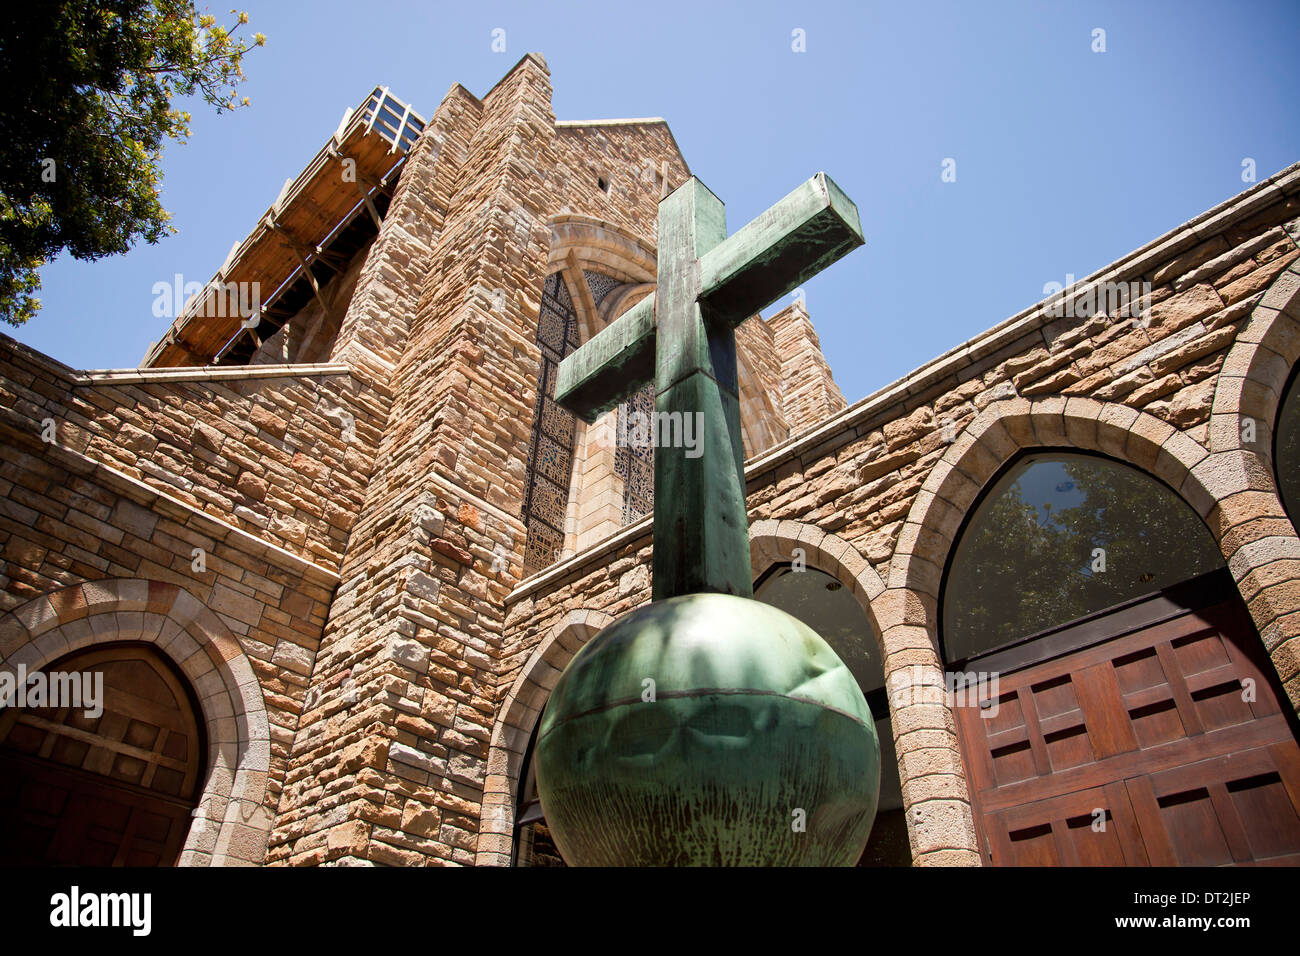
956;585;1300;866
986;784;1134;866
0;753;193;866
1142;748;1300;865
967;703;1285;814
0;644;203;867
1074;662;1140;758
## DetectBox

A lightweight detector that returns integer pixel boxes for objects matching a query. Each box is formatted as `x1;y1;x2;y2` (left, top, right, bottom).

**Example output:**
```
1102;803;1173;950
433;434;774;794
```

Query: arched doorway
0;643;206;866
943;451;1300;865
512;726;564;867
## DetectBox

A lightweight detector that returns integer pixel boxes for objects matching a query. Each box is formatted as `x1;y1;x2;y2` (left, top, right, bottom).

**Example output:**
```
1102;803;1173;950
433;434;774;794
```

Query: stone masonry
1;53;1299;867
485;158;1300;867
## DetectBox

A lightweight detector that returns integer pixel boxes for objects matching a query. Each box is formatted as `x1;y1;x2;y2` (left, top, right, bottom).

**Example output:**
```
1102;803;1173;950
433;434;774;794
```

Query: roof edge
556;116;691;178
742;159;1300;479
556;117;668;127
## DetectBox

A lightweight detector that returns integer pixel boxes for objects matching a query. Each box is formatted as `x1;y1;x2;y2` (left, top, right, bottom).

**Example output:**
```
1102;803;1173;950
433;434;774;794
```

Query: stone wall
551;122;689;249
271;54;569;866
0;62;459;866
0;343;347;864
487;163;1300;867
0;347;382;570
768;299;848;434
736;315;792;455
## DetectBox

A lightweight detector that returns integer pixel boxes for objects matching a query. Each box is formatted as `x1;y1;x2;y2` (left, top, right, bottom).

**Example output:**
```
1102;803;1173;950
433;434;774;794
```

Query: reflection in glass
943;453;1223;664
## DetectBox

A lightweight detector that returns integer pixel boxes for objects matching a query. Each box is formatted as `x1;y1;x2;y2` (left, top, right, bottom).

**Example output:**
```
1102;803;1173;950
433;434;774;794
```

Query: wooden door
955;574;1300;866
0;644;205;866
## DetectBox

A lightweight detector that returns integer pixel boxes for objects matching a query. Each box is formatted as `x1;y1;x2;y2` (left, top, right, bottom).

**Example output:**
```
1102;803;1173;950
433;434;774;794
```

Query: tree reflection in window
942;453;1224;664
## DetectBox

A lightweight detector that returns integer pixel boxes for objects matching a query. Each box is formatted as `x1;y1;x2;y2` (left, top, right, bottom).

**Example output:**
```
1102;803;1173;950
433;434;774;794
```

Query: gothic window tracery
616;384;655;525
522;273;581;574
522;267;662;574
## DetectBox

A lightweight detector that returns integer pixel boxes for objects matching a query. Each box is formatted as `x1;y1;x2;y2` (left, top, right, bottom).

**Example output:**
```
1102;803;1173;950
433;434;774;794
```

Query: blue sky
14;0;1300;405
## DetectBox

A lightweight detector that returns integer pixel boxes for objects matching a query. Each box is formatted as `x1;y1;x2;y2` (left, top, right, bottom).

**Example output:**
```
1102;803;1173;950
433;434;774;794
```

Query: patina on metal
538;173;878;866
536;593;880;866
556;173;865;600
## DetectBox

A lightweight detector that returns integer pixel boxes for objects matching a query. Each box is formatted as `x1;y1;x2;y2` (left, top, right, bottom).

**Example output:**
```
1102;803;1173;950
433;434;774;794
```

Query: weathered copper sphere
534;593;880;866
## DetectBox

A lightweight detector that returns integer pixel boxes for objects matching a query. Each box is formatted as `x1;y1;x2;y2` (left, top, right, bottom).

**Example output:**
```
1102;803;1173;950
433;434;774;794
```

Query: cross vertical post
652;179;751;600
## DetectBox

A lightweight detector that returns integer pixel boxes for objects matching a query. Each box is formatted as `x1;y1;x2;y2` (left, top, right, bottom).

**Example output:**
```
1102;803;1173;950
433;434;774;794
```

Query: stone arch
1206;258;1300;703
898;392;1300;706
476;608;616;866
547;215;657;287
545;216;656;346
749;517;981;866
0;579;272;866
1210;257;1300;462
893;397;1232;614
887;397;1235;864
748;519;887;631
601;282;653;325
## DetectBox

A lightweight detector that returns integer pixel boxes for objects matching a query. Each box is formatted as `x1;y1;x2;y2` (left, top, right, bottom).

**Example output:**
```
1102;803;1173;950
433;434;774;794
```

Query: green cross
555;173;864;601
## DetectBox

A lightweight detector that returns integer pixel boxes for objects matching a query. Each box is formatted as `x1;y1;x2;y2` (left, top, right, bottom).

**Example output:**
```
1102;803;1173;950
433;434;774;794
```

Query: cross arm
699;172;864;324
554;292;656;423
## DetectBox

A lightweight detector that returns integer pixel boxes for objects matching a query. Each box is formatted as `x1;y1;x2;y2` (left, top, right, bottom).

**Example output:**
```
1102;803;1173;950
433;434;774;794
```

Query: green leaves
943;454;1224;662
0;1;264;325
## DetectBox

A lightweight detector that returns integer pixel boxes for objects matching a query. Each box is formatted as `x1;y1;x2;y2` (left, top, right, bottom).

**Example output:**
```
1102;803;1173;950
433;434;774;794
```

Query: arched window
0;643;206;866
754;563;910;866
942;452;1224;665
586;272;654;526
1275;366;1300;528
523;268;660;571
942;452;1300;867
522;273;582;574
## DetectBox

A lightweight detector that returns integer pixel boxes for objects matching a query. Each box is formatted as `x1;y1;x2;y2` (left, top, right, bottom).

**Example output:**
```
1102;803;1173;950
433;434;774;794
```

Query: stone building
1;54;1298;866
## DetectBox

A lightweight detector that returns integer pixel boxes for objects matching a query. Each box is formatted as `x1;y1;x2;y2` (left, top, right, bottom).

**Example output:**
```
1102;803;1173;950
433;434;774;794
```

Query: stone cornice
744;161;1300;481
77;363;353;387
508;514;651;606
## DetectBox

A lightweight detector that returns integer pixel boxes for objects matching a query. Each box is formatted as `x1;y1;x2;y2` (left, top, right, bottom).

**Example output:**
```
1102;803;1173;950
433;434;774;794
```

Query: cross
555;173;864;601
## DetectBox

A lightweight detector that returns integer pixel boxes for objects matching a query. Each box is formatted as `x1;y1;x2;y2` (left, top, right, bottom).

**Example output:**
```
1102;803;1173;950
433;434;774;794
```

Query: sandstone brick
1145;283;1223;334
1218;246;1300;305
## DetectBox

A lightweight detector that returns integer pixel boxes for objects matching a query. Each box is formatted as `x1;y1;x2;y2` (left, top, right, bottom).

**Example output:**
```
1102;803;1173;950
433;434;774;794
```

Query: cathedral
1;53;1299;866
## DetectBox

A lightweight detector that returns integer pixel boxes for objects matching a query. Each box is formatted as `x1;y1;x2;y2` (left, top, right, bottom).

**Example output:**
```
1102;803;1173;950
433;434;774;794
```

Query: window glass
1276;369;1300;527
943;453;1223;663
521;272;581;573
